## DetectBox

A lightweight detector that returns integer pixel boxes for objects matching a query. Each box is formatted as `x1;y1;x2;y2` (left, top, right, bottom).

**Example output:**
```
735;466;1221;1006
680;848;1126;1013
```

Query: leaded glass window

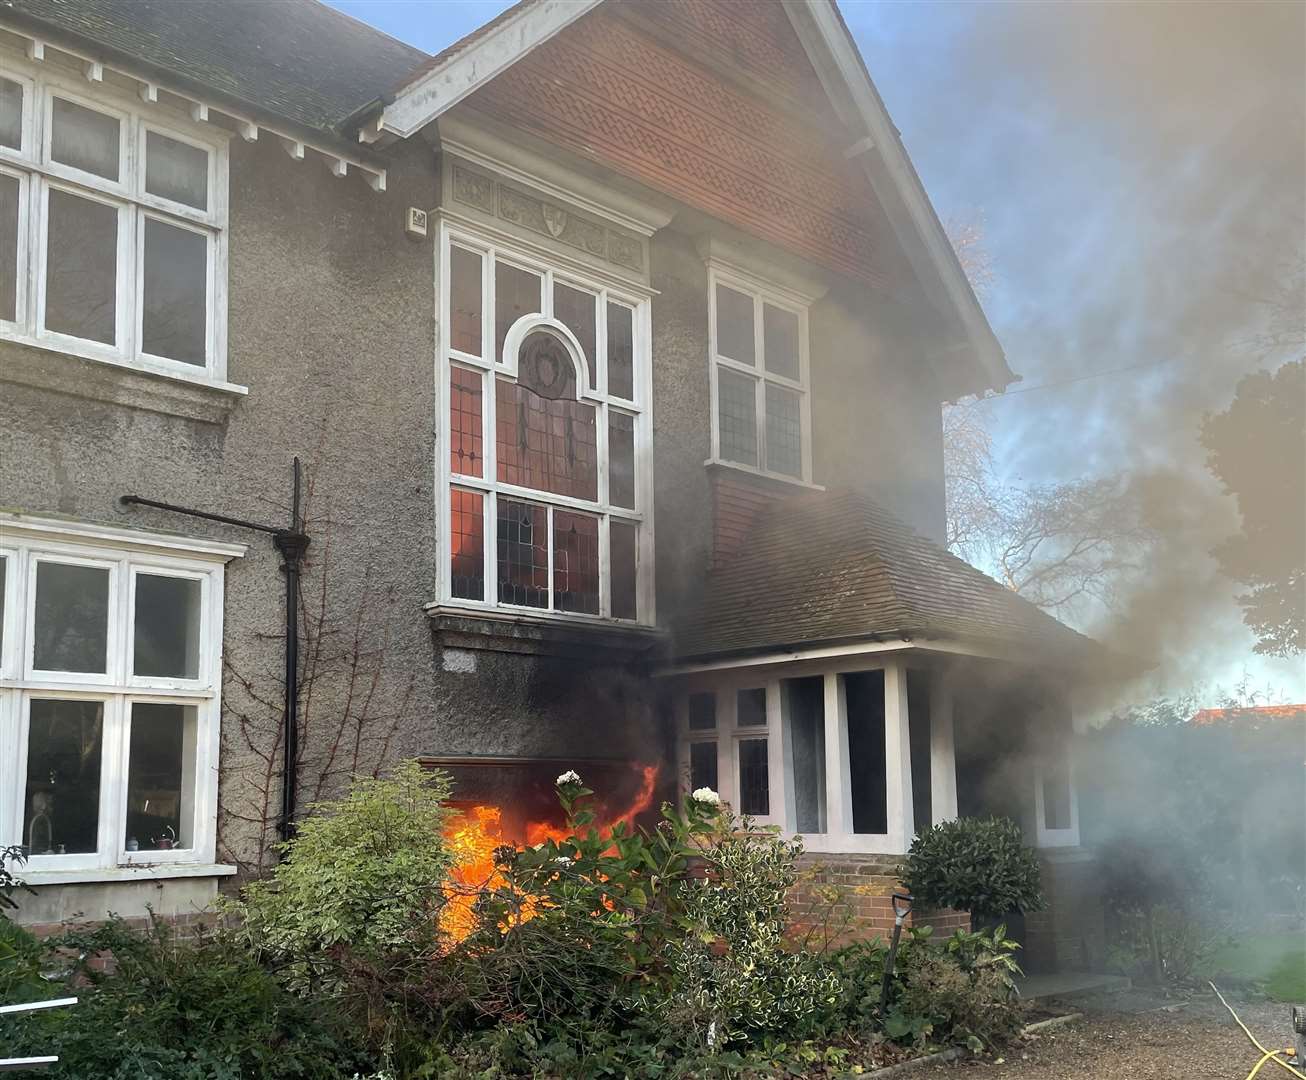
440;225;650;623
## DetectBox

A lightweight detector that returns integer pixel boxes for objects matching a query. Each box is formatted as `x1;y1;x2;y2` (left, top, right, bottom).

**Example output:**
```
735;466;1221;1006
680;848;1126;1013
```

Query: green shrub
229;760;455;992
0;916;370;1079
904;817;1045;926
0;917;48;1003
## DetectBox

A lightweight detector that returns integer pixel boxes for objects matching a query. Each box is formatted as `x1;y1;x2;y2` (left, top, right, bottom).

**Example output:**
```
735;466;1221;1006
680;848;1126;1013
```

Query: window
439;224;652;623
0;518;237;875
709;267;810;481
677;684;781;827
0;65;228;380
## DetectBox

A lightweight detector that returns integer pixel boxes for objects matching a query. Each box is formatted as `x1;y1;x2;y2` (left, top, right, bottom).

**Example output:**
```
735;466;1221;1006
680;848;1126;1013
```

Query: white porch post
929;672;958;826
716;690;737;810
767;679;793;830
883;660;914;853
823;671;852;838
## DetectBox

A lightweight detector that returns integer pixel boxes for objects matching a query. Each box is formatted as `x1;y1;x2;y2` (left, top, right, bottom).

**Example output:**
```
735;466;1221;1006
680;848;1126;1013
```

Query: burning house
0;0;1099;969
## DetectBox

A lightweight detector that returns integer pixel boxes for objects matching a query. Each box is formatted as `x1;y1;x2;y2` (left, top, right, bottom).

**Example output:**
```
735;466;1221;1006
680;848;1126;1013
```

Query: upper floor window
0;65;228;381
439;223;653;624
0;518;239;876
709;267;811;482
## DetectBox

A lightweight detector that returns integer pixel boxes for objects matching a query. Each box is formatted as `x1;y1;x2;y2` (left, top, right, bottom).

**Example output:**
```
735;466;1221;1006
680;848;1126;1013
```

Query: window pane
688;691;716;731
496;498;547;608
494;261;540;363
24;698;103;854
553;510;599;615
554;283;596;388
765;383;803;478
145;131;208;210
715;284;754;364
0;173;17;323
0;78;21;150
606;301;634;399
608;411;636;509
33;561;109;673
450;245;483;357
133;573;201;679
142;218;207;365
717;368;758;466
450;365;484;477
495;376;597;501
50;97;119;180
126;702;196;850
610;520;637;621
45;189;117;345
737;687;767;726
763;303;799;379
738;738;769;816
785;677;825;833
1044;759;1072;830
450;488;485;601
689;741;718;794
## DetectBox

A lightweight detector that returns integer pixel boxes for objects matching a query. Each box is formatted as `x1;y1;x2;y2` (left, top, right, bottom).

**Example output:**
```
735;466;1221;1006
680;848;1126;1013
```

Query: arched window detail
440;224;652;625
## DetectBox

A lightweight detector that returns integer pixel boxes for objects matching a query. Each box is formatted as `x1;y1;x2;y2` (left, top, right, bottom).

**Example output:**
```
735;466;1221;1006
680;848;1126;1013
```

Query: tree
941;222;1156;620
1200;360;1305;656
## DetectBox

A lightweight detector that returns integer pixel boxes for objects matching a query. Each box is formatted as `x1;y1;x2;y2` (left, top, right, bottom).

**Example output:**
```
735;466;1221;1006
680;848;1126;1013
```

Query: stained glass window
496;499;548;608
450;489;485;601
553;510;599;615
450;365;484;477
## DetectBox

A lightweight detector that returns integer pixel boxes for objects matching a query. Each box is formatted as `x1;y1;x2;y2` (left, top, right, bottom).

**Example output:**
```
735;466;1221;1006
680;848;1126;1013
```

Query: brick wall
466;2;911;289
1021;850;1105;973
789;854;969;948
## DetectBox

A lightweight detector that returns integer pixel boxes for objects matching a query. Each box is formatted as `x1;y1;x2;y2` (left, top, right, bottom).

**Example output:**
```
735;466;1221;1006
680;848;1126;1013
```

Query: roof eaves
782;0;1017;394
0;8;391;167
379;0;603;139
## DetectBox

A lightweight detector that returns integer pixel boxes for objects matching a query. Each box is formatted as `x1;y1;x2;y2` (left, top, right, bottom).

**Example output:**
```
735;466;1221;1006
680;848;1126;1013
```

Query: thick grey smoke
855;0;1306;702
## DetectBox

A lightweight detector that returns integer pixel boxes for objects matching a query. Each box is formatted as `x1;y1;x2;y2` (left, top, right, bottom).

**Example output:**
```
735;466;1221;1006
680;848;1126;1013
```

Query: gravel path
912;991;1299;1079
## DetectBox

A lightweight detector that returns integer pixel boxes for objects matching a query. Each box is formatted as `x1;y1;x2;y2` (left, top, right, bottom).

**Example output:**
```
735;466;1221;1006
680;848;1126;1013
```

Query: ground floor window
0;515;239;876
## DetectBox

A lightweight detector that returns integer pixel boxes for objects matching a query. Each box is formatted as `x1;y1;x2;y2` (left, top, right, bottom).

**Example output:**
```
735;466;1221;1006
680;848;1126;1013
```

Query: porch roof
673;489;1099;664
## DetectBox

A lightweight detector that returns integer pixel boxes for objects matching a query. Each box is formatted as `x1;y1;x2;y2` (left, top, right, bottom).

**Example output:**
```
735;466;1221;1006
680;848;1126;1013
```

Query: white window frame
0;515;243;880
707;262;814;484
436;218;656;626
1033;754;1081;848
0;57;230;385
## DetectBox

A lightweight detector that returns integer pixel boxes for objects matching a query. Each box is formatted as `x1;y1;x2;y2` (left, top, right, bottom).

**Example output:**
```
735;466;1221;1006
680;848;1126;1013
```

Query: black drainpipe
121;457;309;843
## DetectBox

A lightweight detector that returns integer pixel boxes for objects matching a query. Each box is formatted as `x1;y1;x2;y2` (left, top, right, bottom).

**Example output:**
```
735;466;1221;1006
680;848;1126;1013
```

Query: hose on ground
1208;981;1305;1080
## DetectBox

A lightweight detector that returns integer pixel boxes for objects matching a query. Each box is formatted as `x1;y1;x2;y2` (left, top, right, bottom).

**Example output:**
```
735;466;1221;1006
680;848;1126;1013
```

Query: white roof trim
380;0;604;139
783;1;1011;391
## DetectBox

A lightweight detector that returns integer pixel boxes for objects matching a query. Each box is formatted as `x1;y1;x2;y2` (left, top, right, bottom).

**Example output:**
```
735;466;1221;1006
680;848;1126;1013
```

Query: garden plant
0;762;1034;1078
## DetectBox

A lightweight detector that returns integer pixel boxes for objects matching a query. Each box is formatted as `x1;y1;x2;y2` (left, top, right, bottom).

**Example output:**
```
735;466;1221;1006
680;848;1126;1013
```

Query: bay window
438;223;653;624
708;266;811;482
0;517;239;876
0;65;228;381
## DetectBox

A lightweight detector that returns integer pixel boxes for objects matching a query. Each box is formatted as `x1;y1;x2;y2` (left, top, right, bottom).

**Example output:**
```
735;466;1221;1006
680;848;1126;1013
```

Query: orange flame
439;763;660;944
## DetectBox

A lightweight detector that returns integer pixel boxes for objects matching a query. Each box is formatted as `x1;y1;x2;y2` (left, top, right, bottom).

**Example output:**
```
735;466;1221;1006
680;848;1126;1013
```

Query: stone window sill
426;605;667;662
0;339;246;424
19;864;238;887
704;459;825;492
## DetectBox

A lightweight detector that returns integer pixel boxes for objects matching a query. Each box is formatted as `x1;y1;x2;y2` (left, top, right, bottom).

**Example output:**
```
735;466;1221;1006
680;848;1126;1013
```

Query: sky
324;0;1306;705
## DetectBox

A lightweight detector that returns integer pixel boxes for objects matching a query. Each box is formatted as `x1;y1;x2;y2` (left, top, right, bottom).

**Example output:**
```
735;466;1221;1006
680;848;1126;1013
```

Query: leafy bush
0;916;370;1079
890;924;1024;1051
229;760;455;992
0;844;33;913
904;816;1045;925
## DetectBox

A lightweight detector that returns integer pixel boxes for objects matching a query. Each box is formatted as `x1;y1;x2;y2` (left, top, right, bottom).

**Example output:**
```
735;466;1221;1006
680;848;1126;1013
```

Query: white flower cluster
555;769;582;787
691;787;721;806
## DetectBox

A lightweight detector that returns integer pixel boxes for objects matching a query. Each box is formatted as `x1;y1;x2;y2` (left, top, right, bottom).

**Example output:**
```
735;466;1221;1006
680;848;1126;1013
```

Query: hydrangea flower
691;787;721;806
555;769;582;787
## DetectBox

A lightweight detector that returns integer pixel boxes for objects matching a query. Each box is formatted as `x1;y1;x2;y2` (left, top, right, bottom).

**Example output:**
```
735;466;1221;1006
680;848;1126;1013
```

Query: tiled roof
673;488;1098;662
3;0;429;135
1190;705;1306;729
